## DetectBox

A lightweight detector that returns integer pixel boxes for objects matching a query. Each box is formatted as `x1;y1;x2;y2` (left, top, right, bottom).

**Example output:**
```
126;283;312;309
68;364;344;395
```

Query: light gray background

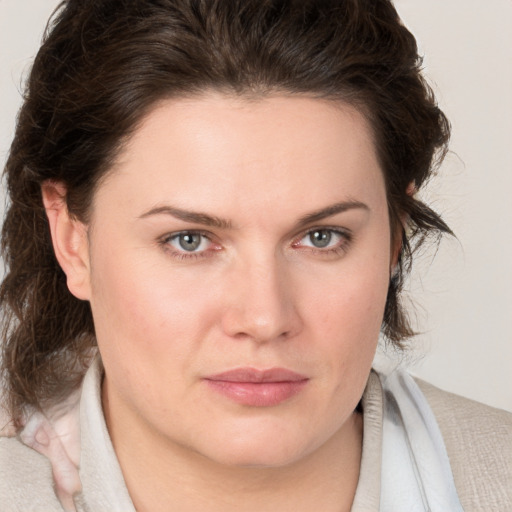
0;0;511;412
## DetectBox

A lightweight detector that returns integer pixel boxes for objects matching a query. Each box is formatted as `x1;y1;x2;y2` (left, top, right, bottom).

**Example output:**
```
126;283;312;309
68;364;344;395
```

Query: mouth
203;368;309;407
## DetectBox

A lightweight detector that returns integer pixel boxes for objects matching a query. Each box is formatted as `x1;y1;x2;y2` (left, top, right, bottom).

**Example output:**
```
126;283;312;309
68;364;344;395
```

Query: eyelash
292;227;353;256
159;230;219;260
159;227;353;261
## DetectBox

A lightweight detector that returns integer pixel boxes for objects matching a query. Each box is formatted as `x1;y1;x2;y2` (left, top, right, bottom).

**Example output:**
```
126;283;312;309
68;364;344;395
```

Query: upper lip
205;368;308;383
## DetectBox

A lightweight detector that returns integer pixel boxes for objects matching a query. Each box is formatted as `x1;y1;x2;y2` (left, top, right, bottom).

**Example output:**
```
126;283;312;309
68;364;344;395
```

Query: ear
41;181;91;301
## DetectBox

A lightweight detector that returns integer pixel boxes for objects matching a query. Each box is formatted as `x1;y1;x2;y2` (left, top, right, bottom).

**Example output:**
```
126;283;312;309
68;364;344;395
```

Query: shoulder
416;378;512;511
0;435;64;511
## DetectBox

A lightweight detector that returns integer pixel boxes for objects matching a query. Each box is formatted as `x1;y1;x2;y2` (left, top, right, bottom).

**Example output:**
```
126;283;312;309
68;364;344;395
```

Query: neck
103;388;363;512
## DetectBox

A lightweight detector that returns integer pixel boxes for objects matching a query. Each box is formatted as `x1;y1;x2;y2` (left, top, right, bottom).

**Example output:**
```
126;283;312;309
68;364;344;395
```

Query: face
81;93;393;467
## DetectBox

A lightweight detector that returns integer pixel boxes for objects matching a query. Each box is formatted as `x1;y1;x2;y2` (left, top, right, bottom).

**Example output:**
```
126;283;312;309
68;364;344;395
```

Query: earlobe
41;181;91;301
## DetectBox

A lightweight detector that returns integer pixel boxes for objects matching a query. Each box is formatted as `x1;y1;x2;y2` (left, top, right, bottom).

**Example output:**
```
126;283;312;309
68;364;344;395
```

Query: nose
220;256;303;343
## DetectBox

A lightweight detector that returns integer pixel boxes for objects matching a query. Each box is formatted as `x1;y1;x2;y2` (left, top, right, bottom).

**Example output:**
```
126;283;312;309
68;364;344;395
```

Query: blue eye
167;232;211;252
177;233;201;251
308;229;333;248
298;228;348;250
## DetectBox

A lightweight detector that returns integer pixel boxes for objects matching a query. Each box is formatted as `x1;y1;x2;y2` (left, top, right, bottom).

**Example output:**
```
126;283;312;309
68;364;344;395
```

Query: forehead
95;93;385;222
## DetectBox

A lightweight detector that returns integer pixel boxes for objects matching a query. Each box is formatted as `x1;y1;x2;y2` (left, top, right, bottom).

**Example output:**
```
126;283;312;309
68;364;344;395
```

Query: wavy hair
1;0;451;426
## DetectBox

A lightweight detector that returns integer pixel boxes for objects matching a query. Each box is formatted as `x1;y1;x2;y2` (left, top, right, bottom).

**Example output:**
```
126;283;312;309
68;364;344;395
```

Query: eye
165;231;213;253
307;229;335;248
293;228;351;253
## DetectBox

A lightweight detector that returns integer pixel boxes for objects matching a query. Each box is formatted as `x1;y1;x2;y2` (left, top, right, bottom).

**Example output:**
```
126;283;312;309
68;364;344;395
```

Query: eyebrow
139;205;233;229
139;200;369;230
296;200;369;227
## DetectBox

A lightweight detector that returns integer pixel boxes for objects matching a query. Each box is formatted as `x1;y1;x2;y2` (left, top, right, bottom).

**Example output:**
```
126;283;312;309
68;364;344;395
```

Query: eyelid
161;229;213;243
291;226;353;253
158;226;352;261
159;229;221;258
292;225;352;243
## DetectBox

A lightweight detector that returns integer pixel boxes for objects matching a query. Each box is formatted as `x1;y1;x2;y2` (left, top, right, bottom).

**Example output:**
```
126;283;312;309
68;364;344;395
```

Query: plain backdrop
0;0;511;412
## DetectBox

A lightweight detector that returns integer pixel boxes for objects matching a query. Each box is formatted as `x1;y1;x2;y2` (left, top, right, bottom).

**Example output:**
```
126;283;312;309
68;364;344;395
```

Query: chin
206;445;306;469
192;425;317;469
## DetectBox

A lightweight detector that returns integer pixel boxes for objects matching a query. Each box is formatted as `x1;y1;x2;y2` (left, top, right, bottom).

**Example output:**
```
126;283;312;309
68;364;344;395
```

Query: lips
204;368;309;407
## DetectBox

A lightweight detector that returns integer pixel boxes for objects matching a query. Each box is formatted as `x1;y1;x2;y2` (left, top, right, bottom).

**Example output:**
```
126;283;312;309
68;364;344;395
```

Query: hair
1;0;451;426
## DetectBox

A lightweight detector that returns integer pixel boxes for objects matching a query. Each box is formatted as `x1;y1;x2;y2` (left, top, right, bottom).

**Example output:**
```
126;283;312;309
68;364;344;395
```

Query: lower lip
205;380;308;407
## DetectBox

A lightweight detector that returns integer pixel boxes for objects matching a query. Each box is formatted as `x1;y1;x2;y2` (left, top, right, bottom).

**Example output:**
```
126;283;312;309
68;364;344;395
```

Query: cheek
301;250;390;390
307;257;389;338
87;240;222;386
88;257;217;415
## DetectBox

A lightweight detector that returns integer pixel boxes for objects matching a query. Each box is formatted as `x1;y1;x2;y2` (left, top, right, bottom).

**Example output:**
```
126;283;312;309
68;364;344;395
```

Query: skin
43;93;397;512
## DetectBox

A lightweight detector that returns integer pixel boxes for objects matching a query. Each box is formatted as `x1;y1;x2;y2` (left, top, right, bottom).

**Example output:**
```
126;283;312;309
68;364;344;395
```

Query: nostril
221;301;302;343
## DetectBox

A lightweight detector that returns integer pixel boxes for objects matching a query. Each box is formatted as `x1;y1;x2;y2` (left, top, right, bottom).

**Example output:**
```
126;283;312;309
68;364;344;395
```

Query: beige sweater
1;366;511;511
351;373;512;511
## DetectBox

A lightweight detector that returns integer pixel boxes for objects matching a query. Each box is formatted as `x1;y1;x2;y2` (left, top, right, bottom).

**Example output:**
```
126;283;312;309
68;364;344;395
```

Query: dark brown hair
1;0;451;426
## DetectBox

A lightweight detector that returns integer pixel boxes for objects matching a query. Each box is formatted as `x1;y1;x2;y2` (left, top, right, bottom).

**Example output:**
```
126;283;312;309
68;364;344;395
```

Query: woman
0;1;510;511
